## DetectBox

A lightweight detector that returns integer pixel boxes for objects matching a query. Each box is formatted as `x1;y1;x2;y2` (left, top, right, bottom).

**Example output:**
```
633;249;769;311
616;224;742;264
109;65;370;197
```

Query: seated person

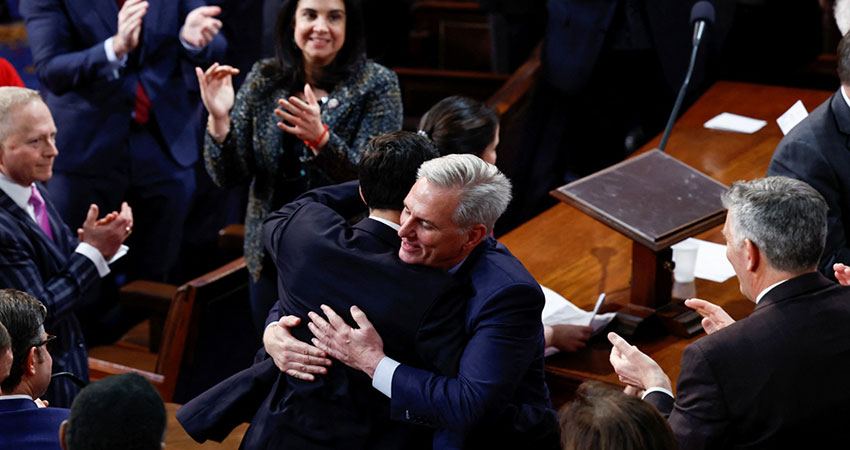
59;373;166;450
0;86;133;407
608;176;850;449
559;382;675;450
0;289;70;450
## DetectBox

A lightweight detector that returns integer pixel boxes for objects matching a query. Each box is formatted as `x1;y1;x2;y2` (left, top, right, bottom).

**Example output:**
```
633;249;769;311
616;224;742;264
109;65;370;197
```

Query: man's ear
744;238;760;272
59;420;68;450
358;185;366;206
25;346;39;375
461;224;488;252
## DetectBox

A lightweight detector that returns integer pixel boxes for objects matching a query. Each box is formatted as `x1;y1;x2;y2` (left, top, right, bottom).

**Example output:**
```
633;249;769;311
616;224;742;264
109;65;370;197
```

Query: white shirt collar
840;85;850;111
0;172;36;221
368;215;400;231
0;394;35;402
755;278;789;304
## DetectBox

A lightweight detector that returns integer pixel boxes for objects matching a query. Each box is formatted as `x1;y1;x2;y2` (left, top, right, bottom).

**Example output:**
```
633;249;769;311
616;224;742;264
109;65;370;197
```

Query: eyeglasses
34;334;56;349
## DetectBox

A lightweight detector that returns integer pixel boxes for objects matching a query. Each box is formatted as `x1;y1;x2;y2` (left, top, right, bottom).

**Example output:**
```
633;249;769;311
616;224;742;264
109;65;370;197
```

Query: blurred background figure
59;373;166;450
559;382;676;450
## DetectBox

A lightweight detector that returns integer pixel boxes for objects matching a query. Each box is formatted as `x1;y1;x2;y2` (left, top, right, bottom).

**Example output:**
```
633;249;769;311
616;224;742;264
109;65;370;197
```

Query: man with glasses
0;288;69;449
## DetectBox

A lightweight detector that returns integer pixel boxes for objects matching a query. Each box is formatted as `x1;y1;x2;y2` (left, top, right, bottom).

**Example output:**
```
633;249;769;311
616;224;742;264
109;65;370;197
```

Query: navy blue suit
0;185;97;407
645;272;850;449
179;182;468;449
390;237;557;449
768;91;850;280
20;0;226;282
0;397;69;450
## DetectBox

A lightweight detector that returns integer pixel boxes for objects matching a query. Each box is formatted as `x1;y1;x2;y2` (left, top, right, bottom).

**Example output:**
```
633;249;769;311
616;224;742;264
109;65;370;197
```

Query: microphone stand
659;23;707;152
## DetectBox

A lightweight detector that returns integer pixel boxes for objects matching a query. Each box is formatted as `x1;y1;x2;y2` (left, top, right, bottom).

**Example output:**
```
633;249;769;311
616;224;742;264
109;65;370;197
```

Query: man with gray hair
608;176;850;449
309;154;557;448
0;86;133;407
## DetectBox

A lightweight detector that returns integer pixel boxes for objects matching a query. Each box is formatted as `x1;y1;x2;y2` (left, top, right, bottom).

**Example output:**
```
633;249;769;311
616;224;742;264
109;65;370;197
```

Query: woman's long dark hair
264;0;367;92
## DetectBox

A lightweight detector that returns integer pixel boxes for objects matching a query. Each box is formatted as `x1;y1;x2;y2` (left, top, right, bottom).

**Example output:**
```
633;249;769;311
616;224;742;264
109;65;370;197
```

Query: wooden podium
551;150;728;337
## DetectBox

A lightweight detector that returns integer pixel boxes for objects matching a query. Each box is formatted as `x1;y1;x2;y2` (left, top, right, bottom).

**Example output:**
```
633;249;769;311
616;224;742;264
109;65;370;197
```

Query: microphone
659;1;716;151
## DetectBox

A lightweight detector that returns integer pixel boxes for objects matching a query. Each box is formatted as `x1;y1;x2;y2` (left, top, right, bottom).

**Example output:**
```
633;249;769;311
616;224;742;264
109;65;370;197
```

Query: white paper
704;112;767;134
776;100;808;136
540;285;616;356
677;237;736;283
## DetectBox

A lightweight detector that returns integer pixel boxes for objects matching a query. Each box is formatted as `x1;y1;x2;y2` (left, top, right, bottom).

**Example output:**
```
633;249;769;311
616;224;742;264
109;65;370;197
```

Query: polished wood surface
165;403;247;450
498;81;834;402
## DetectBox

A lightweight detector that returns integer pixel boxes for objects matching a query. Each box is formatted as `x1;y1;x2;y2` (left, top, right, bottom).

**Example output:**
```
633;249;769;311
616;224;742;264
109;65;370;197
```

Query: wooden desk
498;81;833;406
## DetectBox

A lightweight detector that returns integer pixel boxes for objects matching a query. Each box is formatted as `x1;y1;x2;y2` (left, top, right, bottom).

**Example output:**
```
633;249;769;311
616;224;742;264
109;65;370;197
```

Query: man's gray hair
0;87;42;144
417;153;512;232
721;176;827;273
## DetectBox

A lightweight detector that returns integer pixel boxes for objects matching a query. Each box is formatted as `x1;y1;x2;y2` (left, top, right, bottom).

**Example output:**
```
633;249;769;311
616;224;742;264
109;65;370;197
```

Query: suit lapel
0;187;69;268
829;90;850;150
38;184;75;255
92;0;121;36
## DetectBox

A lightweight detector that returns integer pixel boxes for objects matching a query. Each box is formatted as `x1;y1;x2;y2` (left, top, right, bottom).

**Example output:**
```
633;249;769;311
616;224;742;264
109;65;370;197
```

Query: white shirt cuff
178;26;204;53
265;320;279;333
104;37;128;79
372;356;400;398
642;386;675;400
75;243;128;278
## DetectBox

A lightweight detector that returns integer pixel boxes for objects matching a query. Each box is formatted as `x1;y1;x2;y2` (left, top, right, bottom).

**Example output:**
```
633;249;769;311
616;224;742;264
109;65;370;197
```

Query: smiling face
293;0;346;68
398;178;476;270
0;100;58;187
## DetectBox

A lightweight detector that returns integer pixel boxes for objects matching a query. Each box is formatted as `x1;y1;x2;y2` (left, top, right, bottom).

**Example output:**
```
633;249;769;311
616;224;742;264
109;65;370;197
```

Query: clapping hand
181;6;222;48
275;84;327;154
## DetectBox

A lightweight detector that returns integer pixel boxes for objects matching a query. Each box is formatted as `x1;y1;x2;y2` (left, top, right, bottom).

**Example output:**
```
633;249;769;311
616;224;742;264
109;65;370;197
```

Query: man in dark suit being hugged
0;87;133;407
608;176;850;449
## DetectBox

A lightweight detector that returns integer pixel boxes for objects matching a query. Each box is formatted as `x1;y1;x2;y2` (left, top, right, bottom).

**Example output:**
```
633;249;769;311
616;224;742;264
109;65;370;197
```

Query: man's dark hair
64;373;166;450
359;131;439;210
0;289;47;392
418;96;499;158
264;0;367;93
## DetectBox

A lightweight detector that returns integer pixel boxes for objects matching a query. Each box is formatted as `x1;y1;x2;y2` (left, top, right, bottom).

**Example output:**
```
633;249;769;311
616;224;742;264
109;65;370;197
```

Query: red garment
0;58;25;87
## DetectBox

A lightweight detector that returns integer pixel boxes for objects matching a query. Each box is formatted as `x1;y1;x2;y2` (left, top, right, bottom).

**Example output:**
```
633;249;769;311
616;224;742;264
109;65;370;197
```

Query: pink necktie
28;185;54;242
